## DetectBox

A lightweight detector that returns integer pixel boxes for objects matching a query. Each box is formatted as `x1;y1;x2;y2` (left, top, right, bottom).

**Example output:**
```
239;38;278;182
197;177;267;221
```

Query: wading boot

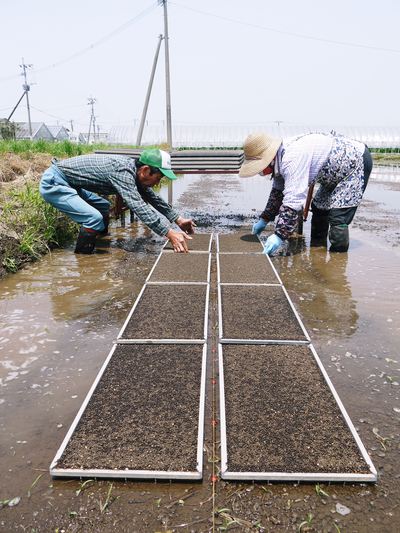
98;214;110;236
329;224;349;252
74;227;98;254
310;209;329;247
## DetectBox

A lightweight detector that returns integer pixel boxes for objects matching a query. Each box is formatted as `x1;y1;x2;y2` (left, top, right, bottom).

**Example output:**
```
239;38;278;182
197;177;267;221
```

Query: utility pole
159;0;172;149
136;34;164;146
70;119;74;132
20;58;33;138
159;0;173;203
87;97;96;144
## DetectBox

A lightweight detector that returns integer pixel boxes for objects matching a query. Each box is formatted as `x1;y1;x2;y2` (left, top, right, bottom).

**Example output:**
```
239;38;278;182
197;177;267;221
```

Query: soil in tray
218;231;262;253
164;233;211;251
57;344;203;472
219;253;279;284
121;284;207;339
222;344;370;474
149;252;209;282
221;285;306;340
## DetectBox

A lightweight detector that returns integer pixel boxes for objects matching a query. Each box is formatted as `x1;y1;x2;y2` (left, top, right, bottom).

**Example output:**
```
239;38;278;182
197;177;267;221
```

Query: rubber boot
74;227;97;254
98;214;110;236
329;224;349;252
310;209;329;247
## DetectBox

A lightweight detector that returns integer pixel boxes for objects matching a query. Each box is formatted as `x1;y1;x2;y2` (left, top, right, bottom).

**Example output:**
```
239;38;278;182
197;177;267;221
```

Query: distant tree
0;120;17;140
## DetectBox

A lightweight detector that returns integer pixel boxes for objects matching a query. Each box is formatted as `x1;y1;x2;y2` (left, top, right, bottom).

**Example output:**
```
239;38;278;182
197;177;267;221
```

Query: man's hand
166;228;192;253
176;216;197;235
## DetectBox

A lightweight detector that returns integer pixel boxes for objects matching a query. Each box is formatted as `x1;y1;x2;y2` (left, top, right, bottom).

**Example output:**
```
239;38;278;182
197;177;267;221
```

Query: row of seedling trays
50;230;376;482
216;231;376;482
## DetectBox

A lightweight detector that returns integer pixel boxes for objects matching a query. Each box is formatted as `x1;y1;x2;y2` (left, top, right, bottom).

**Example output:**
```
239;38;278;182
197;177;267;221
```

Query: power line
170;1;400;55
28;105;88;128
0;102;87;117
30;105;75;124
0;2;158;83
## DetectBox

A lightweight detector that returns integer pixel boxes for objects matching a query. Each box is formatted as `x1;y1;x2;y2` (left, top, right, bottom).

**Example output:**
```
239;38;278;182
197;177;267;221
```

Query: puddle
364;180;400;212
1;172;400;531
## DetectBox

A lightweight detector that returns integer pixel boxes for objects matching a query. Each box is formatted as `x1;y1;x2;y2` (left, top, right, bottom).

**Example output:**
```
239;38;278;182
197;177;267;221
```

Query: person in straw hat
239;132;373;254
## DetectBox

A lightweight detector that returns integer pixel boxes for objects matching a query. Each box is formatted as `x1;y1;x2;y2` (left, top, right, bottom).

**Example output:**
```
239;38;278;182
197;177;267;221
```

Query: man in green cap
39;149;196;254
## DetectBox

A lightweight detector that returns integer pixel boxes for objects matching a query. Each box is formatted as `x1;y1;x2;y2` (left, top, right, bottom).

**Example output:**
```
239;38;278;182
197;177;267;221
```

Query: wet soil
164;232;212;251
0;233;29;278
218;231;263;253
57;344;203;473
351;181;400;248
222;344;370;474
1;171;400;532
218;253;280;284
121;284;207;340
149;251;210;282
221;285;307;341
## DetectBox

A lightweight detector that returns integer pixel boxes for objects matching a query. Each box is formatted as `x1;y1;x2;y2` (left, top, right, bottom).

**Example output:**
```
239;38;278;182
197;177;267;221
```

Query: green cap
139;149;177;180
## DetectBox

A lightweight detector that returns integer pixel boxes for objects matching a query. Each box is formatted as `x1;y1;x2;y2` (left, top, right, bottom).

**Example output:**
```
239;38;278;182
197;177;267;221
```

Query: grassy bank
0;139;114;158
1;183;77;274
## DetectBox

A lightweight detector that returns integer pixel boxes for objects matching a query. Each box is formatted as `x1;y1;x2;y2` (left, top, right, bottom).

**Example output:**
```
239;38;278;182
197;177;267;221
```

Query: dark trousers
311;147;373;252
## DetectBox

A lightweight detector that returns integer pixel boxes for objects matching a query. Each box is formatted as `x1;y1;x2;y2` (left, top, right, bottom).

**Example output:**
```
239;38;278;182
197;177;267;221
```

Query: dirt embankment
0;153;52;278
0;152;51;184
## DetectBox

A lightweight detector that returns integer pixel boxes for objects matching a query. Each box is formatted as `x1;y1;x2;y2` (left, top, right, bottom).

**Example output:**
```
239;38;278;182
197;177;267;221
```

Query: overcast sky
1;0;399;134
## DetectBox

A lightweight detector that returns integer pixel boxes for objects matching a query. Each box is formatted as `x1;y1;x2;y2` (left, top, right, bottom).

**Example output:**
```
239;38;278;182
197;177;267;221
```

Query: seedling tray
217;232;263;253
147;251;211;283
219;344;377;482
118;284;209;342
50;344;206;479
219;284;309;343
217;253;281;284
163;233;213;252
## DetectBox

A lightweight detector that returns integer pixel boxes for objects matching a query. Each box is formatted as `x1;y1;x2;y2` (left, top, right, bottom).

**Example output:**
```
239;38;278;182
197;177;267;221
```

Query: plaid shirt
54;154;179;236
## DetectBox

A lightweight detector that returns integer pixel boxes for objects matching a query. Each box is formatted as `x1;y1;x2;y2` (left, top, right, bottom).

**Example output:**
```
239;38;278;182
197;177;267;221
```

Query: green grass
371;147;400;153
0;139;142;158
1;182;78;269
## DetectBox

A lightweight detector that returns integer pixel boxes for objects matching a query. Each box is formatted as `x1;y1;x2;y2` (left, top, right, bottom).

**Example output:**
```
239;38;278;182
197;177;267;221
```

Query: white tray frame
50;344;207;480
218;343;377;482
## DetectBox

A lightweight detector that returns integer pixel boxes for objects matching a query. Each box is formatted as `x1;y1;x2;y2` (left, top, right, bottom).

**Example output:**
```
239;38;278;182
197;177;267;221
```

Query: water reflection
47;252;125;319
279;247;359;337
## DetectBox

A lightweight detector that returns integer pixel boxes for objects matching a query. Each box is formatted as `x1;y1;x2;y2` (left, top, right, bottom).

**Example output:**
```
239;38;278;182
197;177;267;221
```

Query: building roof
14;122;54;139
47;125;69;136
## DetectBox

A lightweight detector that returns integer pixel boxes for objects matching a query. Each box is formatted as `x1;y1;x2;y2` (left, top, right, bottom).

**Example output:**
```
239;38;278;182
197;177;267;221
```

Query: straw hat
239;132;282;177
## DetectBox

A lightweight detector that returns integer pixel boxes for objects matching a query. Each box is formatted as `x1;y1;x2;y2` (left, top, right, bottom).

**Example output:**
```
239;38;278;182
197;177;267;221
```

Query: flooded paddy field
1;170;400;532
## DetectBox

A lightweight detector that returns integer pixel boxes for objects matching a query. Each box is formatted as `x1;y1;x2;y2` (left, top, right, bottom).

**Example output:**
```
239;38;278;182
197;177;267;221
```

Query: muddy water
1;171;400;532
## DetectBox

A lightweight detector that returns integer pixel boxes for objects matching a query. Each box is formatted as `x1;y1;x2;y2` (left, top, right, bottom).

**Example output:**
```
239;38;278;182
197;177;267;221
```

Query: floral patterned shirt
261;134;366;239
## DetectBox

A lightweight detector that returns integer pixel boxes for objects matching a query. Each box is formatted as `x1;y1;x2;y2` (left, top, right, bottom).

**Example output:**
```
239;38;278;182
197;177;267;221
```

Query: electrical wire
170;1;400;54
0;2;159;83
29;106;87;128
30;106;74;123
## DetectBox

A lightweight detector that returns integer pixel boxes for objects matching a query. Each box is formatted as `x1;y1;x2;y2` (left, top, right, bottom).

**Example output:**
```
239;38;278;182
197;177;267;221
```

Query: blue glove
252;218;267;235
263;234;283;256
